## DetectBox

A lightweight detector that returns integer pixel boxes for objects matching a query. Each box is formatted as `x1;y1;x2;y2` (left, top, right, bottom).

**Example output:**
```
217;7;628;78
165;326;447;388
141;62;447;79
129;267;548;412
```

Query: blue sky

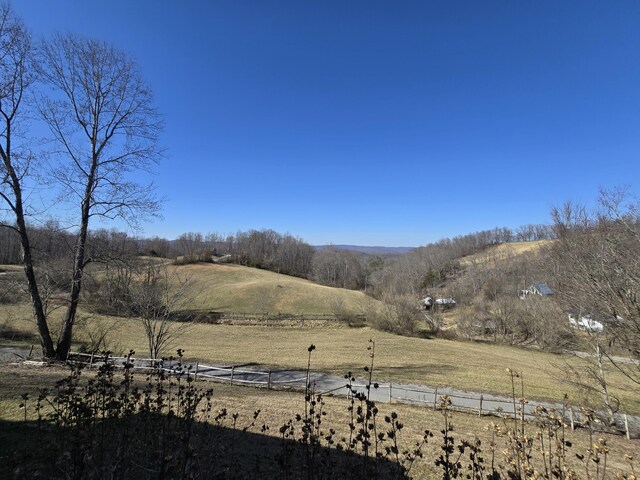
14;1;640;246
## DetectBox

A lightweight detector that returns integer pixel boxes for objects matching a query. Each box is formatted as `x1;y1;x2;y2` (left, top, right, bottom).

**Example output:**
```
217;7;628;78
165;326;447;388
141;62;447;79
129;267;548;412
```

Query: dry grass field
458;240;549;267
1;255;638;416
171;262;382;316
0;364;637;478
3;306;639;414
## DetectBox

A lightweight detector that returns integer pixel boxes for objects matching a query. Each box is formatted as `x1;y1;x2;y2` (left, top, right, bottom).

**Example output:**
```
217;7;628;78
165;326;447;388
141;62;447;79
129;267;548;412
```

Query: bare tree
35;34;162;359
129;263;190;360
0;4;57;356
562;332;620;425
547;188;640;419
175;232;206;262
0;225;20;263
312;247;365;289
549;190;640;379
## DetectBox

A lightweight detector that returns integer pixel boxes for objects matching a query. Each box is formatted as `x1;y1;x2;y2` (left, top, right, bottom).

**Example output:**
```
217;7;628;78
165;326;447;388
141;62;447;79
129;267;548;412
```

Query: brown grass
170;262;384;316
459;240;550;267
4;304;638;414
0;364;637;478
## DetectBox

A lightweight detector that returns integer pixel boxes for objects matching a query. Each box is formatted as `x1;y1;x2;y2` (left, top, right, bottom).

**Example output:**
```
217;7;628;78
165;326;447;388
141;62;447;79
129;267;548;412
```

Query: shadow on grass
0;325;38;344
1;414;408;479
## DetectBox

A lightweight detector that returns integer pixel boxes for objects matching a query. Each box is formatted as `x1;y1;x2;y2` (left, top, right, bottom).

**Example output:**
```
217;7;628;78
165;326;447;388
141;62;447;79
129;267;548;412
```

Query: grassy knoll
171;262;381;316
0;364;638;478
0;260;380;317
0;264;22;273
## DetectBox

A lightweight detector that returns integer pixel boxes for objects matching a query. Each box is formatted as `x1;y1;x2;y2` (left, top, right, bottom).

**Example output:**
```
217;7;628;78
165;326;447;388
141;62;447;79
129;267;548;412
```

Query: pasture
458;240;549;266
1;259;638;415
3;306;639;415
165;262;381;316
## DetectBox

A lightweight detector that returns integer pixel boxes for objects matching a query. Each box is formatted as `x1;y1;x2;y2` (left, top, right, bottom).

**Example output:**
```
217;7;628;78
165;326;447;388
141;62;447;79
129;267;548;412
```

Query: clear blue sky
14;1;640;246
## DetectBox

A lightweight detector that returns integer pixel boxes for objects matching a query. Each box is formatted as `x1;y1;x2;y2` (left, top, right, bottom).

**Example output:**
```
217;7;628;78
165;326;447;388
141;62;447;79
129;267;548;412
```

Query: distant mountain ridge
314;245;414;256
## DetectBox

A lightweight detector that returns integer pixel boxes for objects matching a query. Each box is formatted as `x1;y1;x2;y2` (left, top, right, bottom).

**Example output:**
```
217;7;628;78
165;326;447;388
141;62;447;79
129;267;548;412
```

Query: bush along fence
170;310;367;326
67;351;639;440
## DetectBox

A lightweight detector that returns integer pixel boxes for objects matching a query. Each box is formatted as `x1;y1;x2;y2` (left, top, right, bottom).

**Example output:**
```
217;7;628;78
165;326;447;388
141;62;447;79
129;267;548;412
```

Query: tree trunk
57;172;93;360
595;340;617;426
19;227;56;358
1;125;56;358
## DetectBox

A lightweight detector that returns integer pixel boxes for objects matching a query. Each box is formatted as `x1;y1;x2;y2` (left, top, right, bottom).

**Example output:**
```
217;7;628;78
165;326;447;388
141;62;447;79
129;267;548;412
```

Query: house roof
532;283;553;295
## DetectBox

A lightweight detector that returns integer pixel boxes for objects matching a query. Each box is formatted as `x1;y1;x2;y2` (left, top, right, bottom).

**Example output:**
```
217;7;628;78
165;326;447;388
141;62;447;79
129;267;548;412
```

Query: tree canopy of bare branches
0;4;55;356
548;188;640;389
1;8;163;360
34;34;163;358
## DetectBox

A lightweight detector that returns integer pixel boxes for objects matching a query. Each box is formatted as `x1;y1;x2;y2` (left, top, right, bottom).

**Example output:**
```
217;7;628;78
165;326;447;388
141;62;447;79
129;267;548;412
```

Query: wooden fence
67;352;638;440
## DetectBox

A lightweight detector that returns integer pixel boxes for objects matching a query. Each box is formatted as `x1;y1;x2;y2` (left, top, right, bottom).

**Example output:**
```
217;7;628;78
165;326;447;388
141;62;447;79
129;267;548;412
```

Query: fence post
624;414;630;440
268;370;272;390
433;387;438;410
89;352;95;368
230;366;235;385
388;383;392;403
194;362;199;381
479;395;483;416
569;407;575;431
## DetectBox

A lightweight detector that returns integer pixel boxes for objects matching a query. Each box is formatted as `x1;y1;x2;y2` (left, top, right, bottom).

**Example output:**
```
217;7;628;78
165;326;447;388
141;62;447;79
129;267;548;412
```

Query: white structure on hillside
421;296;456;310
568;314;604;332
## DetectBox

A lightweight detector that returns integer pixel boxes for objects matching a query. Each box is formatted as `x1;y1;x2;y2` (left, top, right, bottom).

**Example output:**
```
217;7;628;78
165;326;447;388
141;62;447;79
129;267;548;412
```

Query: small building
518;282;553;299
421;296;456;309
435;298;456;308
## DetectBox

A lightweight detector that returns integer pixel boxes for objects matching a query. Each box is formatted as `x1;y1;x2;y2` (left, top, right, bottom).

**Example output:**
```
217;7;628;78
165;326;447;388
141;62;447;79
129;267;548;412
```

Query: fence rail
171;310;366;325
66;352;638;439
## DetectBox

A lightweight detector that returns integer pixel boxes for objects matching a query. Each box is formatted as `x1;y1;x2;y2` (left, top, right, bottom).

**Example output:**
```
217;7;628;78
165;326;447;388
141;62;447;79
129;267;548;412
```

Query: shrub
7;349;638;479
369;294;422;336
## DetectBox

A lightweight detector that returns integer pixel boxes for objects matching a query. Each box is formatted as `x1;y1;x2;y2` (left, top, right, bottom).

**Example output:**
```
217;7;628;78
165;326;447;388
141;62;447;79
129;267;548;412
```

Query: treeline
0;223;555;292
169;230;315;279
0;224;137;267
164;224;555;292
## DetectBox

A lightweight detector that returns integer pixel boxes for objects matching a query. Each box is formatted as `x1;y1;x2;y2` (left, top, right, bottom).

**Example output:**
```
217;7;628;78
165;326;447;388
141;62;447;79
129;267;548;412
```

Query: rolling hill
172;262;383;316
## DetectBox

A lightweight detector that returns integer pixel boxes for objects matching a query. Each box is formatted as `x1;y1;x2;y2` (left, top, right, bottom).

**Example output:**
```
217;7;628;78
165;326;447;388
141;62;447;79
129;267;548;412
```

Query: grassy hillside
2;254;638;414
459;240;550;266
173;263;379;316
438;240;553;328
